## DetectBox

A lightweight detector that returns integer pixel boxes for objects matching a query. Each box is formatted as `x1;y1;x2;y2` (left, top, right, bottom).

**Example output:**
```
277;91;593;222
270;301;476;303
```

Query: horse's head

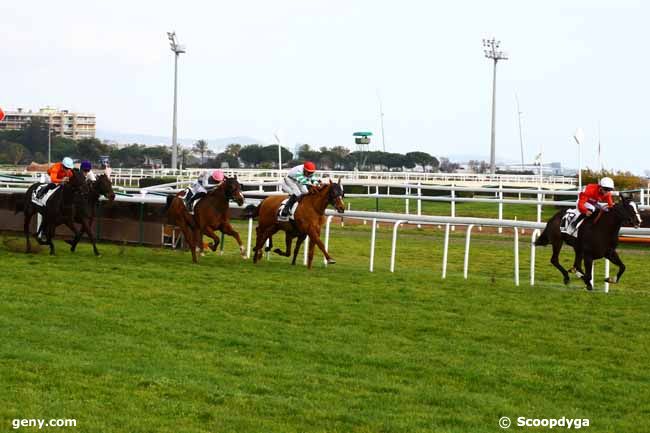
618;195;643;228
95;174;116;202
327;178;345;213
224;175;245;206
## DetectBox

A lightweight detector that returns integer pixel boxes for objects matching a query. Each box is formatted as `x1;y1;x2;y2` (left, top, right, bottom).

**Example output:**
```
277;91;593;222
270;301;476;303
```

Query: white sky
2;0;648;173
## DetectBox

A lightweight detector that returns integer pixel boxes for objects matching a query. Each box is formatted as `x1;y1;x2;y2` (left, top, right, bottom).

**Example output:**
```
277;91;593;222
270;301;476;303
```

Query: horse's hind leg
65;221;83;252
202;225;221;253
582;254;594;291
24;211;33;253
550;241;570;285
291;234;307;265
605;250;625;284
273;233;294;257
571;247;585;278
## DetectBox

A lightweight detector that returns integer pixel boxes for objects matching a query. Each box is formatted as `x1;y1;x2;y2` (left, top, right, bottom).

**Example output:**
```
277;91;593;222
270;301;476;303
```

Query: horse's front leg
274;232;295;257
202;225;221;253
221;222;245;257
307;227;335;265
570;247;585;278
81;219;100;256
24;211;33;253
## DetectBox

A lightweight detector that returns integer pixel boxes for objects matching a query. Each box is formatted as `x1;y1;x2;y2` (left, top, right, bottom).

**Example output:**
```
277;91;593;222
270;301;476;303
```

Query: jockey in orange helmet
279;161;319;219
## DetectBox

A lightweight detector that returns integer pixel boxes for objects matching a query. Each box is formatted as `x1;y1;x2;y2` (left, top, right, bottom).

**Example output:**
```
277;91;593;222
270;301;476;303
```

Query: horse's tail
535;226;550;246
14;194;24;214
244;203;260;219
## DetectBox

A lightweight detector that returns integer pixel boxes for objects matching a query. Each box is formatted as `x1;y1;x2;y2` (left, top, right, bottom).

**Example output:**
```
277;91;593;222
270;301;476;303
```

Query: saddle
31;184;60;207
277;198;300;222
560;209;584;238
182;189;203;214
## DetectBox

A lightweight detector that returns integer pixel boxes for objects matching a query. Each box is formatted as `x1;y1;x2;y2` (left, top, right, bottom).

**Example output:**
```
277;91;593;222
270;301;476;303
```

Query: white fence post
463;224;475;279
442;224;450;279
390;220;404;273
246;217;253;258
417;182;422;229
369;218;377;272
323;215;333;266
450;186;456;232
405;186;410;215
514;227;519;286
498;182;503;234
604;259;610;293
530;229;540;286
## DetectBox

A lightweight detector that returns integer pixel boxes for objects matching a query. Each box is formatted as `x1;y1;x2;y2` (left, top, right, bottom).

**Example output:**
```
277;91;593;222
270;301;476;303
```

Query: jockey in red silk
572;177;615;229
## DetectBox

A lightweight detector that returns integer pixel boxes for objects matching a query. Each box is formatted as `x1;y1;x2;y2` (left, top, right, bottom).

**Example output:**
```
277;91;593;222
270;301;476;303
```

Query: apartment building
0;107;96;140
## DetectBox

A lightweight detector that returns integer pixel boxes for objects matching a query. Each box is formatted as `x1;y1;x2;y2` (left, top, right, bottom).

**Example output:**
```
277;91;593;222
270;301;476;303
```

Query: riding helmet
304;161;316;172
62;157;74;169
80;160;92;171
599;177;615;191
211;170;224;182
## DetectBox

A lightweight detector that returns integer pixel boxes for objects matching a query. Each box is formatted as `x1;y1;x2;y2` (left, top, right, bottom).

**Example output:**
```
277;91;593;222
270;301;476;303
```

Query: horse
192;176;246;258
66;173;116;255
164;176;245;263
535;196;642;290
252;179;345;268
19;169;89;255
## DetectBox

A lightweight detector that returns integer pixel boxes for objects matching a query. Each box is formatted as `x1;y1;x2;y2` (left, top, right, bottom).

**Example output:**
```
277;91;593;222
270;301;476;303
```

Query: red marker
0;107;5;122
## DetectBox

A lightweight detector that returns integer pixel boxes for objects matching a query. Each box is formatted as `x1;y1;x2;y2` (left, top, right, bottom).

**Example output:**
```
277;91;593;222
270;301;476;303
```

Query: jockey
80;160;97;182
185;169;224;208
279;161;319;219
572;177;615;229
36;157;74;199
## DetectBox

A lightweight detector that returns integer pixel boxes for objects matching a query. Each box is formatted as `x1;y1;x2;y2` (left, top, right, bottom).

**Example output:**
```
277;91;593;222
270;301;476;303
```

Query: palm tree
193;139;209;166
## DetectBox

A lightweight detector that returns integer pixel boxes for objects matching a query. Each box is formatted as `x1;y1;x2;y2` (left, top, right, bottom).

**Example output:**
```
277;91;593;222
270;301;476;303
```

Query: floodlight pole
168;32;186;171
483;38;508;174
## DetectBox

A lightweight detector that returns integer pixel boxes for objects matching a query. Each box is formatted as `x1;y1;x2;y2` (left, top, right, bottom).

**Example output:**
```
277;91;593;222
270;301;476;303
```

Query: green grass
346;197;561;221
1;223;649;433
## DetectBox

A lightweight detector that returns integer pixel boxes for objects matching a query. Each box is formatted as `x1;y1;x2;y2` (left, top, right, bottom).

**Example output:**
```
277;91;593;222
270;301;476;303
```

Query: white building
0;107;96;140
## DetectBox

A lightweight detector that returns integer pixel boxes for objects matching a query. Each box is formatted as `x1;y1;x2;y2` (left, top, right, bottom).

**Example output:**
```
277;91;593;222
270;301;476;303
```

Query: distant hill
96;129;262;152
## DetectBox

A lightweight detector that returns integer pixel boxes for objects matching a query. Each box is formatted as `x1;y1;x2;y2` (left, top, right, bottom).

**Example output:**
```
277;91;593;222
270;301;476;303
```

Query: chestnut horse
252;180;345;268
165;176;245;263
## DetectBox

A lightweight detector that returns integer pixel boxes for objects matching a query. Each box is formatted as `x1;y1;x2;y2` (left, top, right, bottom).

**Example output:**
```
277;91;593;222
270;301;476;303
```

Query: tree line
0;117;442;171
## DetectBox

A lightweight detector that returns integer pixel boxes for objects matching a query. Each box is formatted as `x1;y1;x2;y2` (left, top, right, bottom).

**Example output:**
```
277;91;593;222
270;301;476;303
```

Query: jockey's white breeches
282;177;309;196
190;182;207;195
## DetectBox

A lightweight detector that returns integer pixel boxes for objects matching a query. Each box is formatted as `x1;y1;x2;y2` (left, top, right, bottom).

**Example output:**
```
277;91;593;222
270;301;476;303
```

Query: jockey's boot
281;194;298;218
184;191;194;209
190;192;206;209
36;183;55;200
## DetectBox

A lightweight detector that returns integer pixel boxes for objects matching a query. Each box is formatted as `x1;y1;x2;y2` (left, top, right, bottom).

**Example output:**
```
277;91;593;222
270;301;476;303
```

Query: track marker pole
463;224;475;279
530;229;540;286
246;218;253;258
390;220;404;273
442;223;450;279
369;218;377;272
514;227;519;286
323;215;333;266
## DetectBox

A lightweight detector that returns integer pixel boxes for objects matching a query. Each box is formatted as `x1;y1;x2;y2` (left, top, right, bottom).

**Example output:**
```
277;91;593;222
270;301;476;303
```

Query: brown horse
252;180;345;268
164;176;245;263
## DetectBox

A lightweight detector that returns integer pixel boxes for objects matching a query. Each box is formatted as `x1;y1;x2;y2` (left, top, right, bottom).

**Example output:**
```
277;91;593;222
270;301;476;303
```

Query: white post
303;235;309;266
514;227;519;286
417;183;422;229
463;224;475;279
390;220;404;273
323;215;333;266
442;224;450;279
246;217;253;259
604;259;610;293
530;229;540;286
498;183;503;234
537;191;542;223
450;186;456;232
369;218;377;272
405;187;410;215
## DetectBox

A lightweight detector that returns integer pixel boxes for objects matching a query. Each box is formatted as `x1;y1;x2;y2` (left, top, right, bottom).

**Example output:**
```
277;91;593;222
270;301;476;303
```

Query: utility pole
515;93;525;171
167;32;186;171
483;38;508;174
377;90;386;152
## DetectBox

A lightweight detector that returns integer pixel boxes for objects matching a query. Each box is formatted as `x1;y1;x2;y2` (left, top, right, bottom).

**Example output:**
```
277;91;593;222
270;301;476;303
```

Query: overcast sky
2;0;648;173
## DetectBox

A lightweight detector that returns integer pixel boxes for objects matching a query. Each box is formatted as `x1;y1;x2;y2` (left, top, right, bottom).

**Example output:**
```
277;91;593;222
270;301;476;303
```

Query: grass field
1;222;650;433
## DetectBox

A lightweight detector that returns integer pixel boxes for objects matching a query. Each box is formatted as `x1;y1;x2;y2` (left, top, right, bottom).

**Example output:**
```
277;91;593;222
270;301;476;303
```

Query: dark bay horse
252;180;345;268
19;169;88;255
66;173;116;255
164;176;245;263
535;196;642;290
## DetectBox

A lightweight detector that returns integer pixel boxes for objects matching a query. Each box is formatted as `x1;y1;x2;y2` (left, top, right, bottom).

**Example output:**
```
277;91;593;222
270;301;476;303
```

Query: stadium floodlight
168;31;186;170
482;37;508;174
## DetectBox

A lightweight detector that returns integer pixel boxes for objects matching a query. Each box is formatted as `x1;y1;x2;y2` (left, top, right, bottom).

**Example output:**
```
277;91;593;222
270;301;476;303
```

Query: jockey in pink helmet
185;169;226;209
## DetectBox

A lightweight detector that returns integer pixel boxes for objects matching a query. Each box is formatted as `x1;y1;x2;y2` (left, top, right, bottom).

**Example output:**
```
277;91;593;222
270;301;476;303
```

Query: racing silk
578;183;614;214
47;162;73;184
287;164;319;186
197;171;220;188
